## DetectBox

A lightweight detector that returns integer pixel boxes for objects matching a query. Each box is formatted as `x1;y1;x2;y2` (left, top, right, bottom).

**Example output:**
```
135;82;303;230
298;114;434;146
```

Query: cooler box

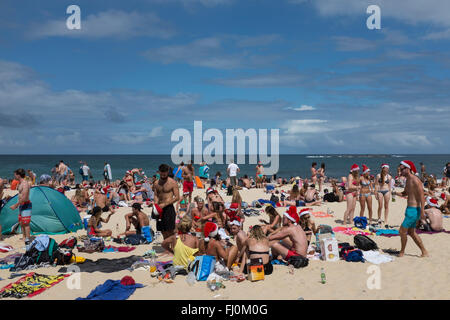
320;238;339;262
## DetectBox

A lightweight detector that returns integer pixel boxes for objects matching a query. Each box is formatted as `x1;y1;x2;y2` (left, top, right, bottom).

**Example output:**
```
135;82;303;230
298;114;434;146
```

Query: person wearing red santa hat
375;163;393;228
202;222;239;269
359;165;374;223
418;197;444;232
268;206;308;263
392;160;429;257
298;208;318;245
343;164;360;226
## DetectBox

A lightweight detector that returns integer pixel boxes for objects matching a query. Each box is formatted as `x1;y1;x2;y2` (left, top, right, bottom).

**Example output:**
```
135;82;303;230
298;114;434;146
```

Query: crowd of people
0;159;448;276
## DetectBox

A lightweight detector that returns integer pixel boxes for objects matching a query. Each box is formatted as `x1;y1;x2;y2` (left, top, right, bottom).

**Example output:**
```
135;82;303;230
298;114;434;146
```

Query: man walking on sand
152;164;180;241
9;169;32;246
394;160;429;258
227;160;240;187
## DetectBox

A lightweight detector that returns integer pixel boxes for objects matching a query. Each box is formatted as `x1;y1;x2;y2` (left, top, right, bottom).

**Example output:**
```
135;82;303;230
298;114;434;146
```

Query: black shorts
102;206;110;212
156;204;176;232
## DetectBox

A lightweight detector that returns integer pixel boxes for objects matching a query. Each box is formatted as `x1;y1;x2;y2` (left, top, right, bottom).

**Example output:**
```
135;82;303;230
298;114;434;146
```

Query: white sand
0;185;449;300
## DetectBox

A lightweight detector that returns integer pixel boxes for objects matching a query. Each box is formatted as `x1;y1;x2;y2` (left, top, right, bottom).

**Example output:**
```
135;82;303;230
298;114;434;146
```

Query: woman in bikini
310;162;318;186
88;206;115;237
238;225;273;275
375;164;392;227
298;209;318;245
359;165;374;223
317;163;326;193
283;184;304;207
343;164;360;226
259;205;281;235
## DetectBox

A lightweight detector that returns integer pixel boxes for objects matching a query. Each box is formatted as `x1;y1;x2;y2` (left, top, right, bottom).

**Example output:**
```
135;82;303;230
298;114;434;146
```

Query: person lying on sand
268;206;308;262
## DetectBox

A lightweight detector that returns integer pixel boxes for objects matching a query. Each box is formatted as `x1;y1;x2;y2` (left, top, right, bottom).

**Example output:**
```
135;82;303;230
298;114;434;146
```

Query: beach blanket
332;227;374;236
58;256;142;274
0;272;69;299
103;246;136;253
76;277;143;300
312;211;333;218
257;199;277;207
362;250;394;264
0;253;22;265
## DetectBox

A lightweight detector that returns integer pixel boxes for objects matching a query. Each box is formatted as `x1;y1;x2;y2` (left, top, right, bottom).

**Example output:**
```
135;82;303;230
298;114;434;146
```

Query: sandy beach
0;184;449;301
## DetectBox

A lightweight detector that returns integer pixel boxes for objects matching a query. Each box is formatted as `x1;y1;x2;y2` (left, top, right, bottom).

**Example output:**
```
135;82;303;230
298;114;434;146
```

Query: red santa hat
152;203;163;217
228;216;241;227
283;206;299;225
362;165;370;174
206;187;217;195
400;160;417;174
101;186;111;194
381;163;390;169
350;164;360;172
203;222;218;241
426;197;439;208
298;208;311;218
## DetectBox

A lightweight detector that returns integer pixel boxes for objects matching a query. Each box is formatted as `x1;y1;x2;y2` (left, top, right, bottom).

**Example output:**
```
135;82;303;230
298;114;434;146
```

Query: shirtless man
152;164;180;240
57;161;67;186
201;201;229;240
256;161;264;188
242;175;251;189
304;184;322;206
394;161;429;257
202;222;238;269
418;197;443;232
93;186;115;213
182;162;194;204
9;169;32;246
228;220;248;265
120;203;152;242
269;206;308;261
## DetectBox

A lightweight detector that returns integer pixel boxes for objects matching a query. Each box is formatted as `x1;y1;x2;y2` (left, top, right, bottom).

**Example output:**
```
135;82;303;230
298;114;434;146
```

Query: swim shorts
19;201;32;226
402;207;421;229
156;204;176;232
183;181;194;193
285;249;300;260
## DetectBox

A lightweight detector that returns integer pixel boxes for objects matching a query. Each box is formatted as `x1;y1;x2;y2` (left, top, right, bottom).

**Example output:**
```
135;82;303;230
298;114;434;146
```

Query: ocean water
0;154;448;183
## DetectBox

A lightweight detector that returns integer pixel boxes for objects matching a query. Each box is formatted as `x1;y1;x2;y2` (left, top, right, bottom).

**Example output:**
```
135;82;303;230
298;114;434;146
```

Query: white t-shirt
82;165;90;176
228;163;239;177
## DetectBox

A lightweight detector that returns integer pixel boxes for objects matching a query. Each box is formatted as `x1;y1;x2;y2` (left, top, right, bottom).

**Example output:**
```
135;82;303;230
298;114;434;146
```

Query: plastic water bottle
150;251;157;273
186;272;196;286
321;268;326;284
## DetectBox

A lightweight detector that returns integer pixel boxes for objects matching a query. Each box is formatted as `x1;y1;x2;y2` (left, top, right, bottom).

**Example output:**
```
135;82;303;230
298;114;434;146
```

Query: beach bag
270;194;280;204
81;238;105;252
124;234;147;245
59;236;77;249
353;217;368;229
188;255;216;281
288;255;309;268
354;235;378;251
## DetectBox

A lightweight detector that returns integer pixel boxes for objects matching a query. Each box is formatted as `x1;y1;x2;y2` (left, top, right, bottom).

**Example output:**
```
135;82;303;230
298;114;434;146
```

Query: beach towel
375;229;399;236
362;250;394;264
0;243;14;253
102;245;136;253
0;272;69;299
0;253;21;265
312;211;333;218
58;256;142;273
76;277;143;300
257;199;277;207
333;227;374;236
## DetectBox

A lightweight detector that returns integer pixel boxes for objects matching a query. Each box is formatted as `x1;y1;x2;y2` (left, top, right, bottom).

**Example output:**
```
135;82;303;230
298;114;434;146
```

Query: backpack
354;235;378;251
79;167;83;175
270;194;280;204
59;236;77;249
35;238;60;265
188;255;216;281
288;255;309;268
80;237;105;253
353;216;368;229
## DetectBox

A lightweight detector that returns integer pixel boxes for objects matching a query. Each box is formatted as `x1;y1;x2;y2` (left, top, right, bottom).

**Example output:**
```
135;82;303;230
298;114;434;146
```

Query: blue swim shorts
401;207;421;229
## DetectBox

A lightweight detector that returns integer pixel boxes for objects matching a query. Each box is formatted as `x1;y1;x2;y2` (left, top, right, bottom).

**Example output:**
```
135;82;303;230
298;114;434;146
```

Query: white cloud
287;105;316;111
30;10;175;39
111;127;164;145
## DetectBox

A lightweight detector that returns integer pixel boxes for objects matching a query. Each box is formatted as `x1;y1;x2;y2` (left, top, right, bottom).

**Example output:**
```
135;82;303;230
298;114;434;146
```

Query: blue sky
0;0;449;154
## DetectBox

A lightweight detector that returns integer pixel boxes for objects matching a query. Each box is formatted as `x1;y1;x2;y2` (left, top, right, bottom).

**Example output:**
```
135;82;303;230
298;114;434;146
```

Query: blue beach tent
0;186;83;235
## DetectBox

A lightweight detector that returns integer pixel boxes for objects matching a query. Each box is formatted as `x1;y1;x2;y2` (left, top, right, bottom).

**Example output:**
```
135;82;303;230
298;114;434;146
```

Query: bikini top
361;180;371;187
378;176;390;184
